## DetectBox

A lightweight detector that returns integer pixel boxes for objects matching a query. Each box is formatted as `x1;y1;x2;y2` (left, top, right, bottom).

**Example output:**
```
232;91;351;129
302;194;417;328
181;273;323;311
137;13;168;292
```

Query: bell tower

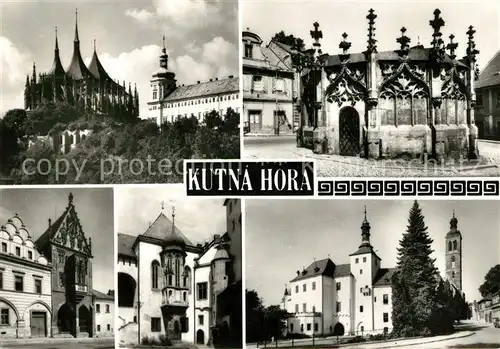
445;211;462;290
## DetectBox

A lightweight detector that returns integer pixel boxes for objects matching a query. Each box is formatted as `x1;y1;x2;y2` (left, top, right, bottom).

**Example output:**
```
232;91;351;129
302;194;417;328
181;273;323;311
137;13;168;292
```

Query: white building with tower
281;208;464;337
147;37;240;126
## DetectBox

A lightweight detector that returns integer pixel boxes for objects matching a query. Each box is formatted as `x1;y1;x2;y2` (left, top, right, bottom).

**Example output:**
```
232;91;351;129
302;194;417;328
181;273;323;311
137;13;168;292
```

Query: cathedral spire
74;8;80;43
55;26;59;51
171;205;176;232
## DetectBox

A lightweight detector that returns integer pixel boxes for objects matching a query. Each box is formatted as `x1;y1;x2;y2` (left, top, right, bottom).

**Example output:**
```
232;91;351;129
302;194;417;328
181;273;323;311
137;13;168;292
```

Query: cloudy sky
0;0;238;118
115;186;227;244
243;0;499;72
246;199;500;306
0;187;114;293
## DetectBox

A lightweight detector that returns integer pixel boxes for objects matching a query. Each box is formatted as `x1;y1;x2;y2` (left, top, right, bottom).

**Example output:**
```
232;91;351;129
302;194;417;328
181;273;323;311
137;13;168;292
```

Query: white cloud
202;36;236;66
0;36;31;117
125;8;154;23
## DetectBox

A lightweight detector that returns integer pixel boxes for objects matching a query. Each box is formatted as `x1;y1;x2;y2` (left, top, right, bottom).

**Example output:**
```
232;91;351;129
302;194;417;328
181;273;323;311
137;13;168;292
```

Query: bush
346;336;366;344
158;334;172;346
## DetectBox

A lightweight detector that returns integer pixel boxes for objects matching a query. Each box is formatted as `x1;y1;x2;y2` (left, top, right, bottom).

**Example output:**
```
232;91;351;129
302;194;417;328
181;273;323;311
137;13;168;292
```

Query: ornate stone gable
51;205;92;256
325;64;367;107
379;62;430;99
441;67;467;100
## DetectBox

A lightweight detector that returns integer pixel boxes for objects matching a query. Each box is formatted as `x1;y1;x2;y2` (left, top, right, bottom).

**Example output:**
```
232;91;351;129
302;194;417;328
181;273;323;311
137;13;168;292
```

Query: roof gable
163;76;238;102
291;258;336;282
142;213;193;246
476;50;500;89
35;194;92;258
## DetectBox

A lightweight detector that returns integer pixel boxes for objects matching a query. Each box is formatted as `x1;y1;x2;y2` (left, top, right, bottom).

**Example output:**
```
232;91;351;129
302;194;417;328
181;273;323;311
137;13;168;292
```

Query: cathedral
117;199;242;347
299;9;480;161
281;208;464;336
23;11;139;121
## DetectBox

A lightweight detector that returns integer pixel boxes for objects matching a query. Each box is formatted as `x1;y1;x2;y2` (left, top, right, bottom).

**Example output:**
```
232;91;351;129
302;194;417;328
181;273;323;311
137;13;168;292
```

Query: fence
251;330;423;349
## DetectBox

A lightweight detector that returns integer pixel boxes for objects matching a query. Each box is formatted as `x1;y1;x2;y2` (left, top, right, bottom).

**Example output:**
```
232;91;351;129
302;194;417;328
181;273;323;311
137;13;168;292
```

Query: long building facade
148;38;240;126
281;209;465;336
0;214;52;339
24;11;139;121
297;9;480;161
117;200;242;347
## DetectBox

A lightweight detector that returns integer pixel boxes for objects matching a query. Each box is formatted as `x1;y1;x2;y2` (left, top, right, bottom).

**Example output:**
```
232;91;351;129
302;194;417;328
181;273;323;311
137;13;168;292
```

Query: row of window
1;242;34;260
294;294;390;315
96;324;111;332
0;272;42;294
152;89;239;105
151;261;190;290
295;281;342;294
96;304;110;313
289;314;389;334
250;76;286;94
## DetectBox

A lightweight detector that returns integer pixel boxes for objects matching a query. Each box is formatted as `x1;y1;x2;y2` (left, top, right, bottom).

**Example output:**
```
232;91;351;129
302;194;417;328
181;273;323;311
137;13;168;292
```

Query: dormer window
244;43;253;58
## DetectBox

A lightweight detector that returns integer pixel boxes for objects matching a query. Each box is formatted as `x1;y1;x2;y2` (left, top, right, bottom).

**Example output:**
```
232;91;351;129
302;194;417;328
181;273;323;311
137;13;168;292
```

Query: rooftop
163;76;238;102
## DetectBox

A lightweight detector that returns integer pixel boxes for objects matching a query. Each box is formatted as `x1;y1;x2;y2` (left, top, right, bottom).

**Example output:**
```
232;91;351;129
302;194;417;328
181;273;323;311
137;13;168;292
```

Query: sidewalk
0;336;114;346
344;331;474;349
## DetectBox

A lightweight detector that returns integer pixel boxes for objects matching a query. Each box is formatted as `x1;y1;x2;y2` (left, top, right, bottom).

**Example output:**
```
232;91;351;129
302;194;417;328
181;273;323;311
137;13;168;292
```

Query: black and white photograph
242;1;500;177
0;0;240;184
116;187;242;348
246;199;500;348
0;188;114;348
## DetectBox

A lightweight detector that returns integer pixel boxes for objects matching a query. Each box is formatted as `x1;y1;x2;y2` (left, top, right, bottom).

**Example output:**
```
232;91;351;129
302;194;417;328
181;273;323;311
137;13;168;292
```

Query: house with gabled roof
474;50;500;139
34;192;113;338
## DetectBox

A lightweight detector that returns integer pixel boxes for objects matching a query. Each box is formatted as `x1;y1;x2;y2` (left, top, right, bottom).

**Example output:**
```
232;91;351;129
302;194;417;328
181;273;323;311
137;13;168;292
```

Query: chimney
296;270;300;276
48;218;51;228
229;75;234;78
209;79;213;82
197;81;200;84
215;77;218;81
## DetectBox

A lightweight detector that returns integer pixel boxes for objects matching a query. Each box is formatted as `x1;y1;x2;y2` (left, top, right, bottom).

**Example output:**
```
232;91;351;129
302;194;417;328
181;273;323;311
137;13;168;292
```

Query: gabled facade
147;37;240;126
0;214;52;339
35;193;95;338
474;50;500;139
117;199;241;347
242;30;295;135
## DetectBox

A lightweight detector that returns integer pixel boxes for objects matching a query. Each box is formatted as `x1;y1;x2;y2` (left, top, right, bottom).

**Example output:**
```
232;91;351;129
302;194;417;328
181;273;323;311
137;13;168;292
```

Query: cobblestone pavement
0;340;113;349
243;139;500;177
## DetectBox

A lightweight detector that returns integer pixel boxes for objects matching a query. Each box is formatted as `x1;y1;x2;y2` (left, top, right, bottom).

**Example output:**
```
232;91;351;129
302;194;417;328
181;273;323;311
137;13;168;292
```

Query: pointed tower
88;39;111;82
445;211;462;290
66;9;92;81
48;26;65;77
150;36;177;125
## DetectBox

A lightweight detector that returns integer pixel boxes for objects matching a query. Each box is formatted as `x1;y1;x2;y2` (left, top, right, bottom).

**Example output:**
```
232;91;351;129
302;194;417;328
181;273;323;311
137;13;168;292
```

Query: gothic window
397;96;412;125
379;97;395;126
453;240;458;251
413;96;427;125
151;261;159;289
457;100;466;124
452;271;455;278
175;258;180;287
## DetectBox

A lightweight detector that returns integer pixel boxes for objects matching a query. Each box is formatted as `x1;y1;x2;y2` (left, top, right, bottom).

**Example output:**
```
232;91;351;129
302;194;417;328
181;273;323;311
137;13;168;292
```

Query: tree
479;264;500;297
263;305;289;340
391;201;439;337
246;289;265;343
272;31;305;51
0;109;27;175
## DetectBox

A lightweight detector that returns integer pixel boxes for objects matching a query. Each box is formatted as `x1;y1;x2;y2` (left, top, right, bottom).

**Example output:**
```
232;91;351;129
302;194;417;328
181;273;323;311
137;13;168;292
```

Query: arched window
175;258;181;287
151;261;159;289
448;241;452;252
453;240;458;251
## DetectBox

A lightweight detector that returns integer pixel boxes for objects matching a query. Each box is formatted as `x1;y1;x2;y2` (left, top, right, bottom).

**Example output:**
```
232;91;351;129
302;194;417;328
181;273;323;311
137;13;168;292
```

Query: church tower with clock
445;211;462;290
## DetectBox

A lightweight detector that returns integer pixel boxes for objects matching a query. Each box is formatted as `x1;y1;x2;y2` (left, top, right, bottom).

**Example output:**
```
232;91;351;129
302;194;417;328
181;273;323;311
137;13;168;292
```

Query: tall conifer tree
392;201;438;336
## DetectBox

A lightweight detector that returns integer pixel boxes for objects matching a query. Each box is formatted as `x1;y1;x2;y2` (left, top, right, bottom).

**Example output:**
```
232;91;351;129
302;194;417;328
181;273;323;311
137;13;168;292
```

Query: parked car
493;318;500;328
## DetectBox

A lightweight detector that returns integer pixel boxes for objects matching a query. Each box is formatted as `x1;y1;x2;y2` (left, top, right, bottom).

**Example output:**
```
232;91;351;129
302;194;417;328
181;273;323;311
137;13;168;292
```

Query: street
405;325;500;348
243;137;500;177
0;338;114;349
